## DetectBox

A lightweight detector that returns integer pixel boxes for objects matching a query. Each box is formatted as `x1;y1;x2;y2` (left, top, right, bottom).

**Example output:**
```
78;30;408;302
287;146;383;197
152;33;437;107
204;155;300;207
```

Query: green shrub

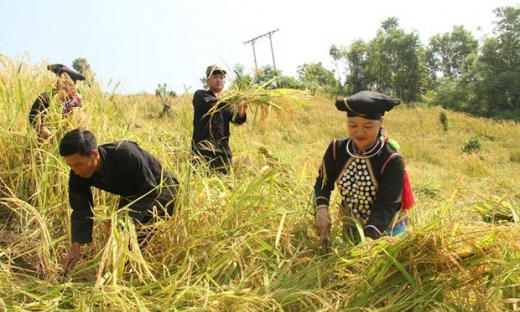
510;150;520;163
439;110;450;131
462;137;482;154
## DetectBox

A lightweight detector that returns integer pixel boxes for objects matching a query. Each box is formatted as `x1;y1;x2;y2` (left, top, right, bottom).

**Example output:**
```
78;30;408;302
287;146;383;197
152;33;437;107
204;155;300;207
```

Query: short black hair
59;128;98;157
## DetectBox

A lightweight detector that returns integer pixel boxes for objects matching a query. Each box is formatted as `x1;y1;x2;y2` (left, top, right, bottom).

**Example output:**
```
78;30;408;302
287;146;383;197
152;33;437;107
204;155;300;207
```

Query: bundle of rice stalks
208;77;313;124
318;221;520;310
470;195;519;224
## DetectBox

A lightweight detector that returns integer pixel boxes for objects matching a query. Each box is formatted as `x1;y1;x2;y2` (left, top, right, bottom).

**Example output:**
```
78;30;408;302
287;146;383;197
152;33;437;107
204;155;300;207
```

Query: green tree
155;83;177;118
277;76;303;89
365;17;426;101
475;6;520;115
329;40;371;94
72;57;96;88
367;18;399;94
429;6;520;119
344;40;370;94
296;62;338;95
388;28;427;102
432;75;475;112
230;63;254;90
381;17;399;32
426;25;479;80
493;6;520;71
199;76;209;89
254;65;282;88
331;17;426;101
72;58;91;75
329;44;345;93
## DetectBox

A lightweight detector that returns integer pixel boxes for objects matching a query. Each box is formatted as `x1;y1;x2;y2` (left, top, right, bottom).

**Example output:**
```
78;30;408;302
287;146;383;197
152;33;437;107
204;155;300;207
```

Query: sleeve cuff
315;196;330;207
71;235;92;244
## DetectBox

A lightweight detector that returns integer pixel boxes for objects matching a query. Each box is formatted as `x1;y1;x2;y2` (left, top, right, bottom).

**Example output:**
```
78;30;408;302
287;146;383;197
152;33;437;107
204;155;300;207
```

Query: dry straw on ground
1;55;519;311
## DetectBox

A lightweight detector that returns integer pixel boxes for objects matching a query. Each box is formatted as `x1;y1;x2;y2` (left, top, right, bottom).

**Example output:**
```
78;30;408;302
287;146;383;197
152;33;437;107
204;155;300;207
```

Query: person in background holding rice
29;64;85;140
191;64;248;174
313;91;414;247
59;128;178;273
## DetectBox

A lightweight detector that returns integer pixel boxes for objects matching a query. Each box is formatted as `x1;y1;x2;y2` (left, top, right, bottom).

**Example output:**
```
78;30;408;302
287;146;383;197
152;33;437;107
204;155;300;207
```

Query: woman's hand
39;126;52;140
314;205;331;245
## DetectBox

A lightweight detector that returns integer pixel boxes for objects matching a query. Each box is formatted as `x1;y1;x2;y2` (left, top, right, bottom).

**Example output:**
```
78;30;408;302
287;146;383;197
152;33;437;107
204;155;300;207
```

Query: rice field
1;56;519;311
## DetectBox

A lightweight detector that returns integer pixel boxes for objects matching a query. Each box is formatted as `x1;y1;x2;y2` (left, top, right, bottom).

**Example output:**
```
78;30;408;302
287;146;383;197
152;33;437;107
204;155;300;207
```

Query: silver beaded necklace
345;136;385;159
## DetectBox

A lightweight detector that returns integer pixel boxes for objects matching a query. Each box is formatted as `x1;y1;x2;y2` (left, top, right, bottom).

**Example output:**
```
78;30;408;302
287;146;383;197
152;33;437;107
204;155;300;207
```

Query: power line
243;29;279;71
139;0;248;58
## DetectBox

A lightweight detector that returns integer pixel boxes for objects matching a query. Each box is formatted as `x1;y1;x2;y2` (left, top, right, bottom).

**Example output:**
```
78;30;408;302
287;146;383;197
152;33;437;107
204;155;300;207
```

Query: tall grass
1;55;519;311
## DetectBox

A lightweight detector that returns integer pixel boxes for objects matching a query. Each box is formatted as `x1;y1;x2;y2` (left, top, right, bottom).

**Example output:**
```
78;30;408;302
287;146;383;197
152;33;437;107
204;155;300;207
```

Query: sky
1;0;519;94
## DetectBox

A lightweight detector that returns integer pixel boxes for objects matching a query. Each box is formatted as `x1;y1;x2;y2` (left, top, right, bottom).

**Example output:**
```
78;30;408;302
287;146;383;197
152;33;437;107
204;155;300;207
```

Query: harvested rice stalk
470;195;519;224
207;77;312;123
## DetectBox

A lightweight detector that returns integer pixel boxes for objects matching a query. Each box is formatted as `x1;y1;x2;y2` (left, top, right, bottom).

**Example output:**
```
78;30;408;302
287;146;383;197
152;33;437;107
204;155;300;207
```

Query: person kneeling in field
59;128;178;272
29;64;85;140
313;91;415;247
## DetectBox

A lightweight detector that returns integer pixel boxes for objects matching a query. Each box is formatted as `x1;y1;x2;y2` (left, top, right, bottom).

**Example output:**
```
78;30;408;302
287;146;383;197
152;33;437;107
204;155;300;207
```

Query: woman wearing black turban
313;91;414;246
28;64;85;139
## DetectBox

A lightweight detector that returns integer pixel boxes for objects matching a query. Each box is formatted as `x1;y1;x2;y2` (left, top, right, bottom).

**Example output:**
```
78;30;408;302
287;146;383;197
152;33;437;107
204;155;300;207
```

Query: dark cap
335;91;401;119
47;64;86;81
206;64;227;78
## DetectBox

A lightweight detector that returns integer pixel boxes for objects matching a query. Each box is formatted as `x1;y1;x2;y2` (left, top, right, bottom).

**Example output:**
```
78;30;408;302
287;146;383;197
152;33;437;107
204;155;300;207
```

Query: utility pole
266;29;279;72
243;29;279;71
243;37;259;69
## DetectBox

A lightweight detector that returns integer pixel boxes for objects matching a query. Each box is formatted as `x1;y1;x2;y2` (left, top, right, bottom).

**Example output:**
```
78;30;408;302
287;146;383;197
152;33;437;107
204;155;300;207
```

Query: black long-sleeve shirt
68;141;177;243
28;92;52;129
191;89;247;158
28;91;82;129
313;137;404;239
